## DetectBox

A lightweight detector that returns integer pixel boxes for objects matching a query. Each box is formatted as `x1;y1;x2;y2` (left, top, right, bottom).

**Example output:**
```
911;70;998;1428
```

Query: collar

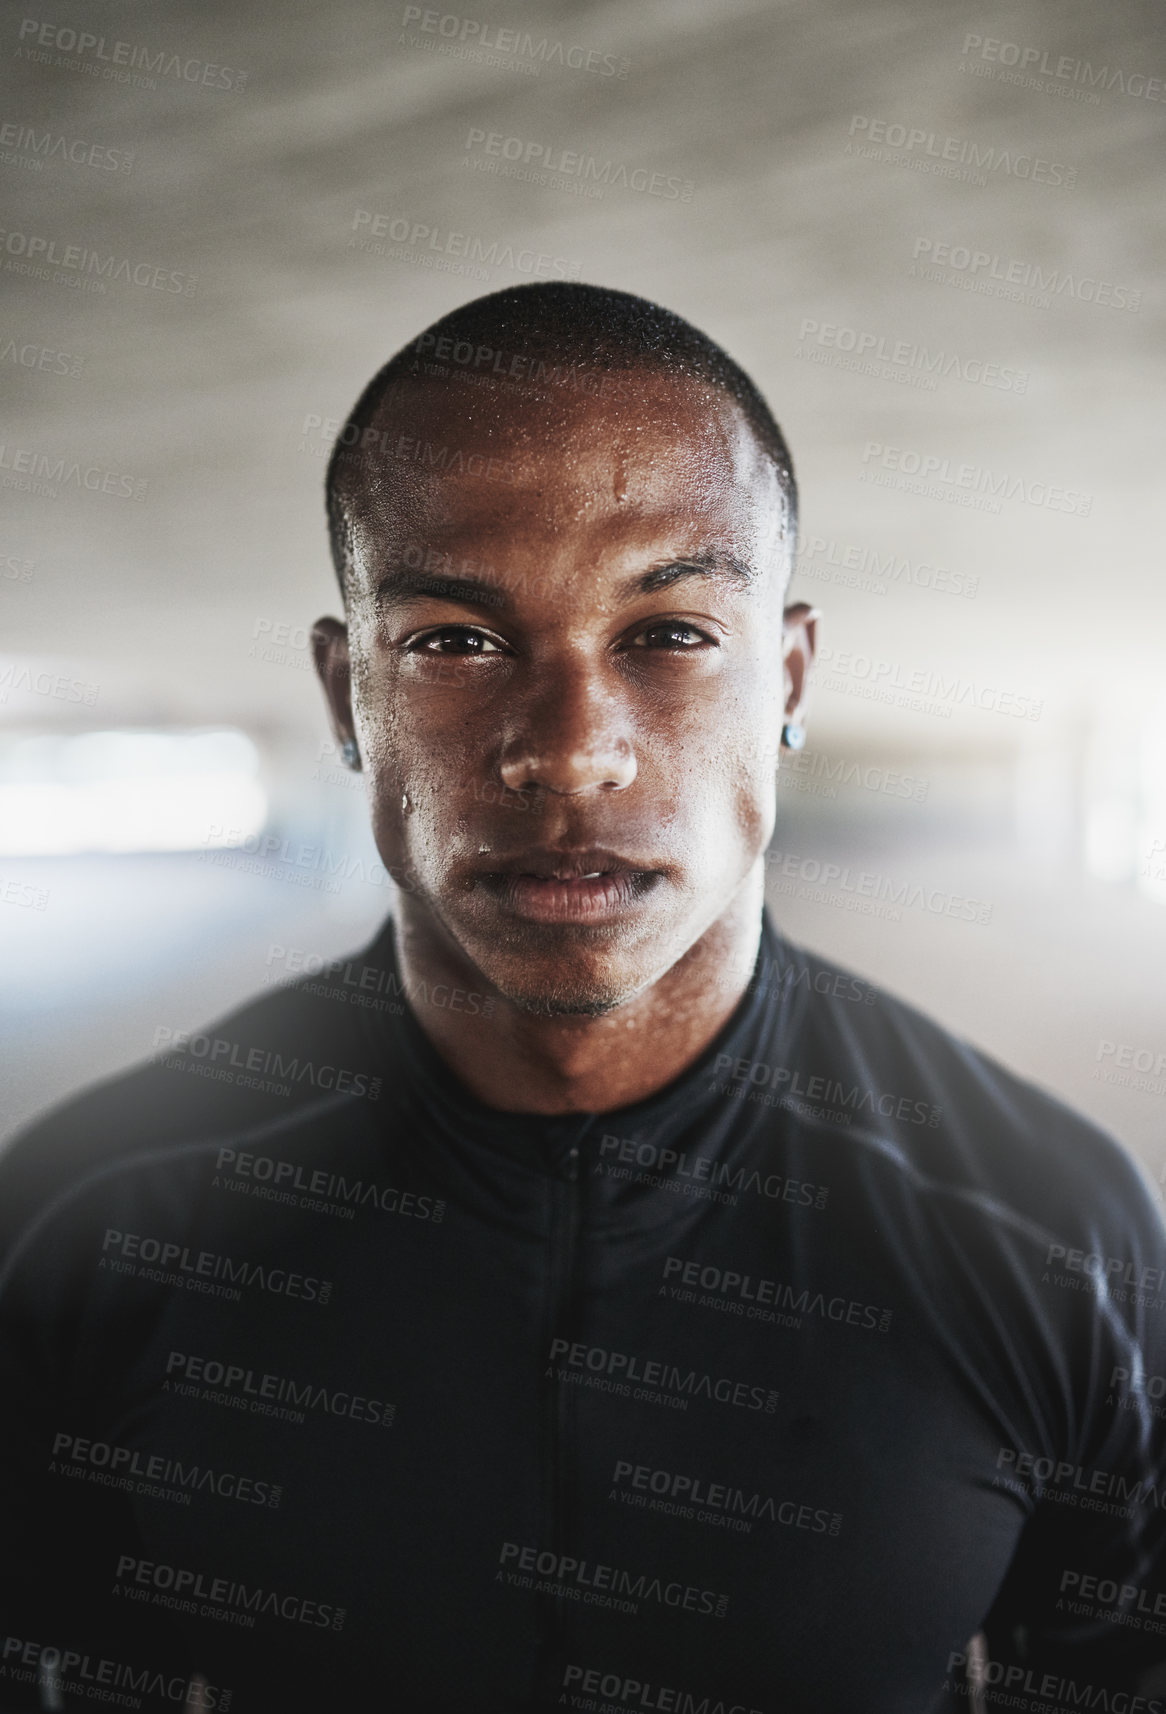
352;916;803;1191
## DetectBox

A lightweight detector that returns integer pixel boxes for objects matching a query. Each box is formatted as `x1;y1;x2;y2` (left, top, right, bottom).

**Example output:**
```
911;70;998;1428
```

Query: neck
392;875;765;1115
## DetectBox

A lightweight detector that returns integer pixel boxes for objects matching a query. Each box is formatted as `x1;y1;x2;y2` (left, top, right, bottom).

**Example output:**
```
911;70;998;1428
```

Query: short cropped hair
325;281;797;595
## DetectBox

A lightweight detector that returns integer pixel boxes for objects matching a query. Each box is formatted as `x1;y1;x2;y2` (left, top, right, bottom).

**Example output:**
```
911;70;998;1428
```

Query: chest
72;1177;1032;1711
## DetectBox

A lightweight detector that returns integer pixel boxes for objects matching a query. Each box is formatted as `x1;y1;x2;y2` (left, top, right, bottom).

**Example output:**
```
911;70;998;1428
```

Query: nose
498;659;637;796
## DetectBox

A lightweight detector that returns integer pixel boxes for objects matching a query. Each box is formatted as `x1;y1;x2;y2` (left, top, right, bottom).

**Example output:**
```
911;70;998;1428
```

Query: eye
407;627;508;656
627;621;714;650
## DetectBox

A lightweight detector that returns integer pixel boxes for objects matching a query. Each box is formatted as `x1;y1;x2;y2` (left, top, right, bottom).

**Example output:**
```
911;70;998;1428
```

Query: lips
473;848;662;924
492;848;637;882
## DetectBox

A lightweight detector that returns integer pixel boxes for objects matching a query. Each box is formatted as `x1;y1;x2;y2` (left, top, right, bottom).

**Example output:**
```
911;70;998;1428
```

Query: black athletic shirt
1;917;1164;1714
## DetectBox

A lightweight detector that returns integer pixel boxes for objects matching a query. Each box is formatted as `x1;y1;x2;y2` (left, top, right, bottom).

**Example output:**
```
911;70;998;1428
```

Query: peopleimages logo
812;644;1043;724
152;1024;382;1101
15;19;249;92
1095;1038;1166;1098
995;1446;1166;1513
264;942;496;1020
712;1053;942;1125
0;661;99;705
463;128;692;200
1059;1577;1166;1644
398;8;629;78
910;237;1141;312
796;319;1027;394
0;877;50;911
0;1639;228;1708
497;1543;728;1619
661;1256;893;1333
610;1459;842;1538
198;828;397;895
164;1349;396;1427
349;209;582;280
1111;1363;1166;1403
214;1146;447;1225
562;1664;764;1714
547;1337;780;1414
763;846;993;926
296;414;519;485
0;226;195;294
0;336;84;378
113;1555;345;1631
847;114;1077;187
101;1226;334;1306
50;1431;281;1509
0;121;134;173
1043;1240;1166;1299
944;1649;1165;1710
597;1130;831;1206
960;33;1165;104
796;533;976;600
860;440;1091;517
0;442;146;500
778;747;930;802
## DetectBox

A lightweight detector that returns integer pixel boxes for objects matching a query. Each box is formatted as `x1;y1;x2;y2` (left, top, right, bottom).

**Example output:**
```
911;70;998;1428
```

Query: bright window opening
0;730;267;855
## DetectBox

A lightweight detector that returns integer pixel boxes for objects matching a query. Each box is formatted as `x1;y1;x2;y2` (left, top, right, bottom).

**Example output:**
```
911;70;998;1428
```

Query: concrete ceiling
3;0;1164;755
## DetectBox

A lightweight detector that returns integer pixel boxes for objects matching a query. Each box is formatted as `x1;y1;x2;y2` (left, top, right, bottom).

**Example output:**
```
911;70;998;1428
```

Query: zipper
531;1122;587;1705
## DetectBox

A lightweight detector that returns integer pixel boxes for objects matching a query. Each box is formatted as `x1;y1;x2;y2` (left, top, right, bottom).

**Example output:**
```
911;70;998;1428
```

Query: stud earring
340;738;361;771
781;722;806;752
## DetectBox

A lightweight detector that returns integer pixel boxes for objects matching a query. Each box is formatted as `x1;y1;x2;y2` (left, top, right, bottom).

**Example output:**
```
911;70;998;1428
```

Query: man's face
319;368;800;1015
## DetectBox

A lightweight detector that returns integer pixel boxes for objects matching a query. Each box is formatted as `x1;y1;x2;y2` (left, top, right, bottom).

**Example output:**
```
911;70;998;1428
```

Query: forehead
342;368;786;577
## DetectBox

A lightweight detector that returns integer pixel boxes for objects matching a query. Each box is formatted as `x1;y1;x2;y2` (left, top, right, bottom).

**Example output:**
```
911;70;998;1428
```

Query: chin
508;990;625;1020
485;951;646;1020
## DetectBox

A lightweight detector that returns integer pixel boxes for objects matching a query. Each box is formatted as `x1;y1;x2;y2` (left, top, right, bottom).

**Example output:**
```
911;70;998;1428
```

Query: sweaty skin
312;369;816;1114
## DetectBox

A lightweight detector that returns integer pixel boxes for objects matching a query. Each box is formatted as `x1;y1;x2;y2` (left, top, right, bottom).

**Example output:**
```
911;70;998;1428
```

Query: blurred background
1;0;1164;1181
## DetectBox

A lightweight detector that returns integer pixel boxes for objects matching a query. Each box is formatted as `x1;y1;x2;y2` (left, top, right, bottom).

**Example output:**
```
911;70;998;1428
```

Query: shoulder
9;1088;365;1235
0;1091;388;1420
767;932;1164;1260
0;929;393;1253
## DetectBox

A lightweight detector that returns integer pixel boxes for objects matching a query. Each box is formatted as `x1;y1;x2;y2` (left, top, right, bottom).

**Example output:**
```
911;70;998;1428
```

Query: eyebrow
374;572;509;611
619;552;756;597
373;552;756;613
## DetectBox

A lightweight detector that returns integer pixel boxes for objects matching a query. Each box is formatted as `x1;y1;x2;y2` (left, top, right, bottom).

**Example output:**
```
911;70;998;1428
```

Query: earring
340;738;361;771
781;722;806;752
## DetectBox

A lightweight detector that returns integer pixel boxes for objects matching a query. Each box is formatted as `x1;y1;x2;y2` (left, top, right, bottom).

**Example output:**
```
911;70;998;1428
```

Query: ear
781;602;819;741
311;617;357;753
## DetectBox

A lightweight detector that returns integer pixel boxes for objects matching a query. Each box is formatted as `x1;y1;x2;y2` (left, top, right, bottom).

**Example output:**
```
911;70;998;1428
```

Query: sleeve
0;1213;104;1706
979;1161;1166;1698
0;1160;214;1711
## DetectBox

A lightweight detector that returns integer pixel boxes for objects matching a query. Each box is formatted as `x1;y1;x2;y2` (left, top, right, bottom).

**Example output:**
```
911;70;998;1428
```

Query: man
1;283;1163;1714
